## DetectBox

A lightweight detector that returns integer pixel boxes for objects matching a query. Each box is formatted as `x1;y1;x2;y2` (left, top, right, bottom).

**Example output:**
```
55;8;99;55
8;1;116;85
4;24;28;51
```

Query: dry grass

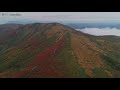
71;33;112;77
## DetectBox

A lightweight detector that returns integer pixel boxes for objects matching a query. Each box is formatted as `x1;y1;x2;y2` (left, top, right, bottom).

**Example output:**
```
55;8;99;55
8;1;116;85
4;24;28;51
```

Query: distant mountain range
7;20;38;24
0;23;120;78
7;20;61;25
66;23;120;29
6;20;120;29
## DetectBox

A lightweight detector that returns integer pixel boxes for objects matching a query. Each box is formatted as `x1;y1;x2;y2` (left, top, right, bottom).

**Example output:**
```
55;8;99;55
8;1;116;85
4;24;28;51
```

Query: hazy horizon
1;12;120;24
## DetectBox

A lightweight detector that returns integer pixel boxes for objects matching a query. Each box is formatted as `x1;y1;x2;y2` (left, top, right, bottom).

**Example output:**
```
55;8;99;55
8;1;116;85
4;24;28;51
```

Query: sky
1;12;120;24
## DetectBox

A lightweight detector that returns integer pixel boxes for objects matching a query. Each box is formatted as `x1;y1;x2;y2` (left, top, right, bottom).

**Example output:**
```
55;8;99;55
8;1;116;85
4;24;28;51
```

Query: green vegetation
98;36;120;43
107;51;120;63
102;55;120;71
56;32;88;77
93;68;109;78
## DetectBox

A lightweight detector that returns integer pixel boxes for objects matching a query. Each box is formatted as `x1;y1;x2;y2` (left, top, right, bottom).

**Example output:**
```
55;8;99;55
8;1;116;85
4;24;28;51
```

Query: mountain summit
0;23;120;78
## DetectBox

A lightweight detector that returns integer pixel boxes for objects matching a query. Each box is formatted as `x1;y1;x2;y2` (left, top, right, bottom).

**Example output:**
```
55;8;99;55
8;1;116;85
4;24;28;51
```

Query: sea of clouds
76;27;120;36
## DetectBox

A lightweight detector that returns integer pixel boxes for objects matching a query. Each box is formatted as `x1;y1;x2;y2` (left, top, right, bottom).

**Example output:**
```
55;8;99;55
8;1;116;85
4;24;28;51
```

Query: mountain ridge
0;23;120;78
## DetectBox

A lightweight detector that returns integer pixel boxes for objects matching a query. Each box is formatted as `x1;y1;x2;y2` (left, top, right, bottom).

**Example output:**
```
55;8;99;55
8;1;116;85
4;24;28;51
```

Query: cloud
76;27;120;36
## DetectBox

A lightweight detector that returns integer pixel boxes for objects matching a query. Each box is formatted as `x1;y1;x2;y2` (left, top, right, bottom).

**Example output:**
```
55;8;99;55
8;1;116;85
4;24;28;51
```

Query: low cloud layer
76;27;120;36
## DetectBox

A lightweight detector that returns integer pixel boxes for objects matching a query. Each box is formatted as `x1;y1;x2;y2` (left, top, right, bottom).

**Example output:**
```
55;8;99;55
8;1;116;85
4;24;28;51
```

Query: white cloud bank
76;27;120;36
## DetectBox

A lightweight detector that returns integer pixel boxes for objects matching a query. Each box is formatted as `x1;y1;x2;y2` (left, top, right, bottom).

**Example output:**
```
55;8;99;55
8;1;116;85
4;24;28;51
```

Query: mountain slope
0;23;120;78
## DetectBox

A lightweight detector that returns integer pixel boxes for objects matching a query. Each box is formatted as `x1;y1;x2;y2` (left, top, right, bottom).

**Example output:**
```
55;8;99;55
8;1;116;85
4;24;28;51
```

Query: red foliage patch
32;36;65;65
11;36;66;78
0;74;5;78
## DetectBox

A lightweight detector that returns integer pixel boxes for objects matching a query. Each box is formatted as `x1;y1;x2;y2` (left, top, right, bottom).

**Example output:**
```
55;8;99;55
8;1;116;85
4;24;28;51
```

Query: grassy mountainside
0;23;120;78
